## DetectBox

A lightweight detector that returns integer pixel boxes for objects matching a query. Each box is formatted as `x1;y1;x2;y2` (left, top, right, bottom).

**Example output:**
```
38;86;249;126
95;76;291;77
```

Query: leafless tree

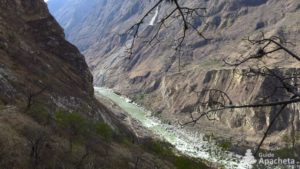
134;156;140;169
74;141;93;169
24;85;48;112
181;33;300;156
22;126;50;169
125;0;206;58
126;0;300;158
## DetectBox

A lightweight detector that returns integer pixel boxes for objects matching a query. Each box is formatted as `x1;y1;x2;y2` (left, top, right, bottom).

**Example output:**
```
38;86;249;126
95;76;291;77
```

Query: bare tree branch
125;0;206;58
181;32;300;154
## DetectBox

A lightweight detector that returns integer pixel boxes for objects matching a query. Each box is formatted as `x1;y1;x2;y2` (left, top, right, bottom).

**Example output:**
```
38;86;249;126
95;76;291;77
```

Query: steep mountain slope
0;0;97;107
0;1;199;169
49;0;300;73
49;0;300;149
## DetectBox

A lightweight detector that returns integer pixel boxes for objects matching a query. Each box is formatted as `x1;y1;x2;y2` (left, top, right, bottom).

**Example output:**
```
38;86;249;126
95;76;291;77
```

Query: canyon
0;0;202;168
48;0;300;152
0;0;299;168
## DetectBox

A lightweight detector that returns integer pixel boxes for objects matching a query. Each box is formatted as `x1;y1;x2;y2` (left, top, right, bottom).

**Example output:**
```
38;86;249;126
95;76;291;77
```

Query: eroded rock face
0;0;94;107
49;0;300;147
0;0;141;136
152;68;300;130
0;2;205;169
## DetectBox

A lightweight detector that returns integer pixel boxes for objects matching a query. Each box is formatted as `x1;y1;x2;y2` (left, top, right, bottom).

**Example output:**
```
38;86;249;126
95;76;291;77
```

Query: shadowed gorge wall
0;1;189;168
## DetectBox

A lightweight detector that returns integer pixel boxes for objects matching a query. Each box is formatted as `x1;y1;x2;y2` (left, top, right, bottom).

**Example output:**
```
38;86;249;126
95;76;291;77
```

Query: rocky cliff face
0;1;184;168
49;0;300;148
141;68;300;148
0;0;94;110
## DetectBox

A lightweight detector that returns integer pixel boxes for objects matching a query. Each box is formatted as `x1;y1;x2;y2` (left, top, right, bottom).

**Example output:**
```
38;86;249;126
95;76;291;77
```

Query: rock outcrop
0;1;186;169
143;68;300;149
49;0;300;149
0;0;94;111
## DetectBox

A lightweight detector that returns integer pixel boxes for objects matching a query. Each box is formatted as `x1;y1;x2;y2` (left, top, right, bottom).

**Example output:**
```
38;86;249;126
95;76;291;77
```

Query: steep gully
94;87;259;169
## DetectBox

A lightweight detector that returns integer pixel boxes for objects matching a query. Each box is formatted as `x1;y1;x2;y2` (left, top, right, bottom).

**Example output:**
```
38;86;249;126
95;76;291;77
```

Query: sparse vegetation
134;92;148;101
141;139;210;169
203;134;232;151
54;110;115;151
143;140;174;157
217;139;232;151
26;102;50;125
95;122;114;141
273;145;300;161
55;111;87;141
282;133;293;147
174;156;209;169
21;125;50;168
14;102;211;169
121;137;134;147
0;0;208;168
3;0;300;168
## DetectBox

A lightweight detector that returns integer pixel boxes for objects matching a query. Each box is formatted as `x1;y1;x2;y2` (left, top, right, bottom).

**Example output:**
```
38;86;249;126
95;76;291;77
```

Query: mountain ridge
0;1;198;168
49;0;300;150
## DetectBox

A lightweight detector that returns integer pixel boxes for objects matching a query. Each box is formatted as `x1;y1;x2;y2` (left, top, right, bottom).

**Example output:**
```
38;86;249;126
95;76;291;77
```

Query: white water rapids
94;87;257;169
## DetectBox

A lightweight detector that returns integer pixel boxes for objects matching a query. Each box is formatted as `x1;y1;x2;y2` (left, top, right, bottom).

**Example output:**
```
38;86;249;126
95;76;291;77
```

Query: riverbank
95;91;156;139
94;87;261;169
95;88;218;169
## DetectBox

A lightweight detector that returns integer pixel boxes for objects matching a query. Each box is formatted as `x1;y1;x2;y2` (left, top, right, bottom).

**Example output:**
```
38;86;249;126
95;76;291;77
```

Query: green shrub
54;110;115;144
141;139;209;168
282;134;291;144
144;140;174;157
55;111;87;132
217;139;232;151
95;122;113;141
54;111;88;144
27;103;49;124
175;156;208;169
134;93;148;101
120;137;133;147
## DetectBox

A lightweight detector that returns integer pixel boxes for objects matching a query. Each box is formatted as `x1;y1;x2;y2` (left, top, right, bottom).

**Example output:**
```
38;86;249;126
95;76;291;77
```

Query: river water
94;87;257;169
